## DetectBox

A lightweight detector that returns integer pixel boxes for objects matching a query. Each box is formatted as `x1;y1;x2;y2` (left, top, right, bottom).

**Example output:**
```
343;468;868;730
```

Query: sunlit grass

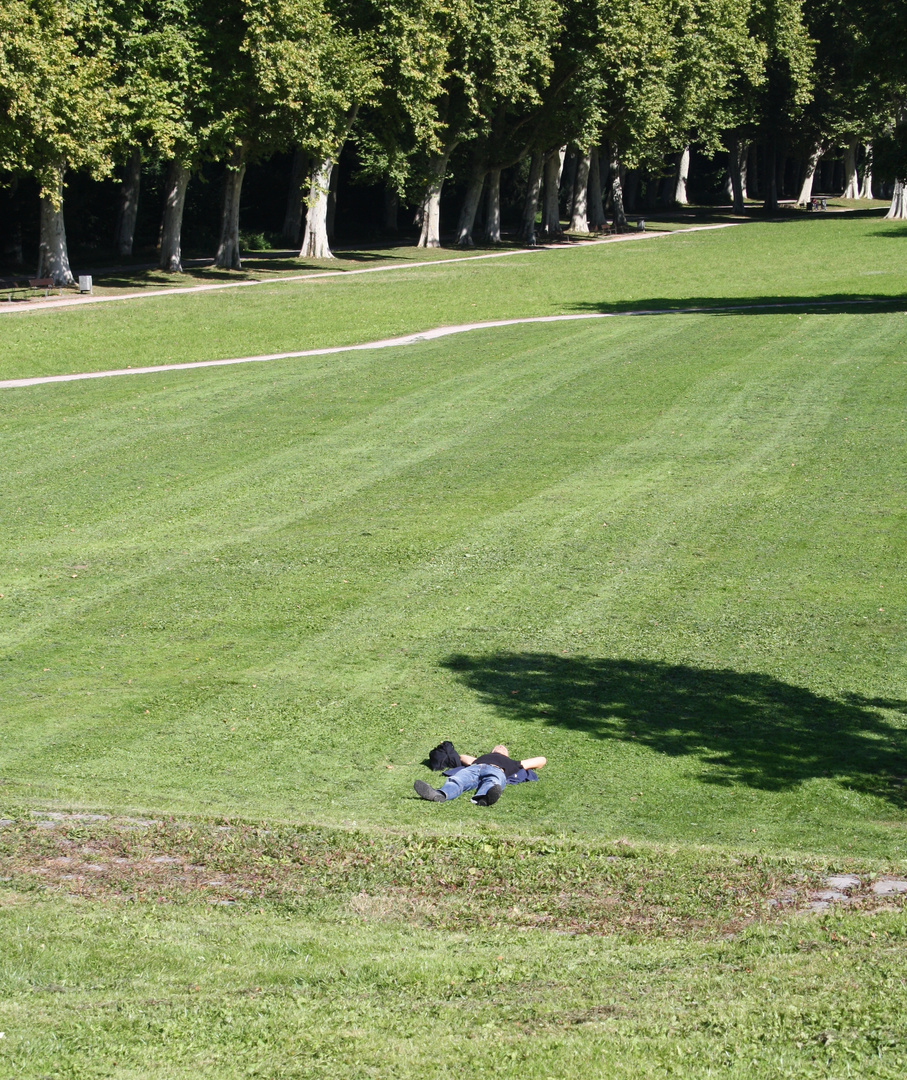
2;213;905;381
1;213;906;1079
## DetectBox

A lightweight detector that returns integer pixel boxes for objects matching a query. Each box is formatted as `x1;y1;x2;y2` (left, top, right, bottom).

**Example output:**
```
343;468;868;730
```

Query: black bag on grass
428;741;460;771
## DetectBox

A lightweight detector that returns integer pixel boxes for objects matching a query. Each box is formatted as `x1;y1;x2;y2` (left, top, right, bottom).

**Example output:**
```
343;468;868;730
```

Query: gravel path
0;294;899;391
0;224;741;317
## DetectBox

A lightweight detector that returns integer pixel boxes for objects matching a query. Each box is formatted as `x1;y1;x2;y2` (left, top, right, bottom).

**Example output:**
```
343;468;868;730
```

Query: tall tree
104;0;206;262
523;0;760;231
716;0;814;213
244;0;379;260
393;0;557;247
804;0;907;216
0;0;116;283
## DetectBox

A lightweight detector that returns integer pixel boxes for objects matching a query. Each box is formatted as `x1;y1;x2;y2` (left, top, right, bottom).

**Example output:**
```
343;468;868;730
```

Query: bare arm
459;753;476;766
520;756;546;770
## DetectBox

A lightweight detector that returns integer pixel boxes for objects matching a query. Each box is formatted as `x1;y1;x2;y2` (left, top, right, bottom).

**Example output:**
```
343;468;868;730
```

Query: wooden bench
28;277;62;297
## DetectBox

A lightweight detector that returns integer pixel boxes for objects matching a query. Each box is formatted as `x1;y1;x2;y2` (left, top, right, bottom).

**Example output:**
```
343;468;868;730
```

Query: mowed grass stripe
1;216;905;381
2;306;906;855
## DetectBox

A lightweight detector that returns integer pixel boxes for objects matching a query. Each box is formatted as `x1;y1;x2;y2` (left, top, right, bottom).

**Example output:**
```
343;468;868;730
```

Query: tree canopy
2;0;906;277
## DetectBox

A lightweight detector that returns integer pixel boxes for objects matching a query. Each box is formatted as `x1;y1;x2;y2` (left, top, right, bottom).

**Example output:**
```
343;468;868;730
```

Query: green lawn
1;212;906;1077
2;214;906;381
3;882;906;1080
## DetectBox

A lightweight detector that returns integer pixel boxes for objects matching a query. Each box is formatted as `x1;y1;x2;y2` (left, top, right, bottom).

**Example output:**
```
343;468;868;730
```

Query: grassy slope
3;891;906;1079
1;216;906;381
2;818;906;1079
1;214;906;1078
2;303;906;855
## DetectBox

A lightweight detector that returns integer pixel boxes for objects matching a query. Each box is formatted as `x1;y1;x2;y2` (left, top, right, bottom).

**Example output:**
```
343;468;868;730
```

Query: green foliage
2;0;903;226
667;0;767;150
804;0;907;178
529;0;764;163
0;0;117;198
243;0;380;158
359;0;558;196
102;0;206;163
722;0;814;142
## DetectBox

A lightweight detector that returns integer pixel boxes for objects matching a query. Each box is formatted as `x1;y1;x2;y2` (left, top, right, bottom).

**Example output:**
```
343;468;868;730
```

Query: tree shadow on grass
442;653;907;807
567;293;906;318
871;226;907;239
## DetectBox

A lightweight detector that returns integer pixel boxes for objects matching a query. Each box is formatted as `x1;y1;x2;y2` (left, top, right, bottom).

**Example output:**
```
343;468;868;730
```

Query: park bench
28;276;62;297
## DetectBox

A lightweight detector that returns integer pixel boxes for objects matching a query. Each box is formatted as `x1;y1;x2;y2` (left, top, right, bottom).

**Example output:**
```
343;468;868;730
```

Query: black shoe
473;784;502;807
414;780;446;802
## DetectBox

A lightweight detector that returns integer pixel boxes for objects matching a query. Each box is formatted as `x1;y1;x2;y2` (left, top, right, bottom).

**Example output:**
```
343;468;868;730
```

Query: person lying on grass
414;745;546;807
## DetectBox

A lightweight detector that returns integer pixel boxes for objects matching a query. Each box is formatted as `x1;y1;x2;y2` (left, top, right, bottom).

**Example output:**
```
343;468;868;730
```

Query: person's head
491;744;509;757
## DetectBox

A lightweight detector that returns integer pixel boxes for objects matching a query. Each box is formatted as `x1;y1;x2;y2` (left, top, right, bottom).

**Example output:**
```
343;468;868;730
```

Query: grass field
2;211;905;381
1;212;906;1077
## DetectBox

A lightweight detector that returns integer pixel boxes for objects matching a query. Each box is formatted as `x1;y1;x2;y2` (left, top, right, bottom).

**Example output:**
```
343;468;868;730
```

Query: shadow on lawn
442;653;907;806
872;225;907;239
568;293;907;318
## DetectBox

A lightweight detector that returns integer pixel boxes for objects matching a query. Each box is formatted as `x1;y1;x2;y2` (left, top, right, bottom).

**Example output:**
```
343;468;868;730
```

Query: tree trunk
483;168;502;243
588;149;607;228
383;187;399;233
518;151;544;245
473;177;486;233
327;160;339;243
282;148;308;246
3;178;23;264
778;147;791;199
301;158;335;258
214;144;247;269
569;150;591;232
722;166;734;203
114;147;141;257
456;166;486;246
561;148;578;220
300;106;358;258
747;143;759;199
727;141;746;213
37;163;74;285
674;145;690;205
642;170;659;210
541;146;565;237
819;158;831;193
796;142;823;205
159;160;190;272
859;144;874;198
886;179;907;219
417;142;457;248
610;145;627;230
843;139;860;198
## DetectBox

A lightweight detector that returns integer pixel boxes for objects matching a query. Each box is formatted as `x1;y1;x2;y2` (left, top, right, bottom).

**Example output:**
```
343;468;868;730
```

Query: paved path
1;295;899;391
0;224;741;317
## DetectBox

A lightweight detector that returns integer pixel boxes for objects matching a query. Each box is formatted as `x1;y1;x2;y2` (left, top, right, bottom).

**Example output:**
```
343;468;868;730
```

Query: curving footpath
0;295;900;390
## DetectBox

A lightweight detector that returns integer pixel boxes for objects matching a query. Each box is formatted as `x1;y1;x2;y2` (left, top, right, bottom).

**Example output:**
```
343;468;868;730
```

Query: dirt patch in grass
4;813;902;937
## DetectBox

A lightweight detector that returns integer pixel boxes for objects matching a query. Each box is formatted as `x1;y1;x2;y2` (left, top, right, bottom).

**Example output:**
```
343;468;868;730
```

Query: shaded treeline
1;0;906;282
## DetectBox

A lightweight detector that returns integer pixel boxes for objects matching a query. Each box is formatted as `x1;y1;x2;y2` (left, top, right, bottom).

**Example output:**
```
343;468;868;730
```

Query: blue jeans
440;763;506;803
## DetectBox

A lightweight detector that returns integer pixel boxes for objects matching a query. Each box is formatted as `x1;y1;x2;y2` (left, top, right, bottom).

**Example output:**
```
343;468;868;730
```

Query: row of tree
1;0;906;284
